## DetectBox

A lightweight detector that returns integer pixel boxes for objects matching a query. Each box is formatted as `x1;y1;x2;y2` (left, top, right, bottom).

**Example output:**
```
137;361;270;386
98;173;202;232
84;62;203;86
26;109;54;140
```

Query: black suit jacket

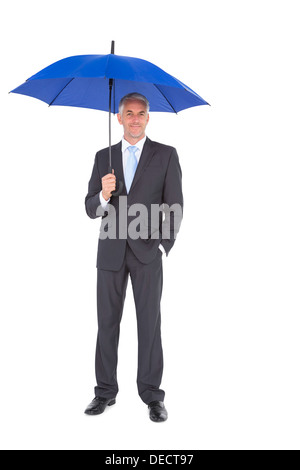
85;137;183;271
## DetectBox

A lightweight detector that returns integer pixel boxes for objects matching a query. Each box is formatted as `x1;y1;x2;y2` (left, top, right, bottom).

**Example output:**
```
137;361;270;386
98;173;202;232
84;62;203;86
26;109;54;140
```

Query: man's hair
119;93;150;115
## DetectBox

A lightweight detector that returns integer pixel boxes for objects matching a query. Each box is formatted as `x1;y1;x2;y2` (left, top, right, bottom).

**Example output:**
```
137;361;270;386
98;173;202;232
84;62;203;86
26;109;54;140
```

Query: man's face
117;99;149;143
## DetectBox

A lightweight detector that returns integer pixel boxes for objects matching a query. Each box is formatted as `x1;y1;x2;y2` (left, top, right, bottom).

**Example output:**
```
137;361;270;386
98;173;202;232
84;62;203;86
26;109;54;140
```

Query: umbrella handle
111;180;124;197
108;165;124;197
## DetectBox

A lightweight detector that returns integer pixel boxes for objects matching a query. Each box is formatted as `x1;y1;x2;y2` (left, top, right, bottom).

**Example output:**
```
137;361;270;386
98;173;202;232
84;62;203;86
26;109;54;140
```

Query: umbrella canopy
10;42;209;195
10;52;209;113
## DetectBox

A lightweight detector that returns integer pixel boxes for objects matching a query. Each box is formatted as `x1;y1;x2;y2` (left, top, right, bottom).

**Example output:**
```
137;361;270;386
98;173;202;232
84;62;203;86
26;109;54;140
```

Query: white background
0;0;299;450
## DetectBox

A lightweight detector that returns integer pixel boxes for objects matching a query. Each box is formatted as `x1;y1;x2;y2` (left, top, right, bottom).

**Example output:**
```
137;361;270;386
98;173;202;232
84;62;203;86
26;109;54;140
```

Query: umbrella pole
108;77;113;172
108;40;123;196
108;40;114;172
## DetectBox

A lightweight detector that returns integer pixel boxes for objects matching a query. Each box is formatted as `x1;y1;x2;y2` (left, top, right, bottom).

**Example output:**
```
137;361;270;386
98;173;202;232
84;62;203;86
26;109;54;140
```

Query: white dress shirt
99;136;165;255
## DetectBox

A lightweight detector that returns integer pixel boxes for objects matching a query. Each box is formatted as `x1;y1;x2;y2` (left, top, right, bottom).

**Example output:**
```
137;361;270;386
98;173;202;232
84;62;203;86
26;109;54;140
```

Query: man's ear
117;113;122;125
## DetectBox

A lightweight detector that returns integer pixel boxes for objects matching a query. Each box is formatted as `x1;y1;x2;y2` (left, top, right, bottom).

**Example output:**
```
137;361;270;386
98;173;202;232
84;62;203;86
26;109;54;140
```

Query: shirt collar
122;135;147;153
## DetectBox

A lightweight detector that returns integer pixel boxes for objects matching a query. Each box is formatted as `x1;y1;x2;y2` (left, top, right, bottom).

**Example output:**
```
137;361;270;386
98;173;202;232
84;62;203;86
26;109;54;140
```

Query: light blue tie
125;146;138;193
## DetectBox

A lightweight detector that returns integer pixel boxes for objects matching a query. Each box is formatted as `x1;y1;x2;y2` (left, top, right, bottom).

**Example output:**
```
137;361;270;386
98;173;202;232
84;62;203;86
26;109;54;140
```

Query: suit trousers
95;243;165;405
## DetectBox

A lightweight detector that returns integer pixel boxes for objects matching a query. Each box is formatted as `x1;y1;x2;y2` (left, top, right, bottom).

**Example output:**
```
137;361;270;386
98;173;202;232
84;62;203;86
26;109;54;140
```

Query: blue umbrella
11;41;209;194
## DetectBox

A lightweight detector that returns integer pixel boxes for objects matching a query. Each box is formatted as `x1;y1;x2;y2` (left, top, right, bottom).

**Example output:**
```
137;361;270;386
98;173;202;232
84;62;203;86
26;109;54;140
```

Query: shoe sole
85;399;116;416
150;415;168;423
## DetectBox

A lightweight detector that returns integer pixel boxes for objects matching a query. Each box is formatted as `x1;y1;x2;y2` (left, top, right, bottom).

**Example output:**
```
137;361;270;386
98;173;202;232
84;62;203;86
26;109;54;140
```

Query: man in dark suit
84;93;183;422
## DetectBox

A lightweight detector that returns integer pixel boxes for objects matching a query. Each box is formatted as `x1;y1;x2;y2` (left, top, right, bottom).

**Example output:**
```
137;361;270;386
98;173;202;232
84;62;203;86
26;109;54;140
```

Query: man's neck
123;135;147;147
123;135;146;146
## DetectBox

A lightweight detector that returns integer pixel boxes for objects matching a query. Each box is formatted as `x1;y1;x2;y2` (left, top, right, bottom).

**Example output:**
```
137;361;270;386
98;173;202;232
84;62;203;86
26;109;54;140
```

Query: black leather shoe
148;401;168;422
85;397;116;416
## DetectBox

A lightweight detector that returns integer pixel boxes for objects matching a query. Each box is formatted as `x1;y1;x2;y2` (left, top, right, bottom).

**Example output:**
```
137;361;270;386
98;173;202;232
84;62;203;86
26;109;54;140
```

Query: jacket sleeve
161;148;184;255
85;153;106;219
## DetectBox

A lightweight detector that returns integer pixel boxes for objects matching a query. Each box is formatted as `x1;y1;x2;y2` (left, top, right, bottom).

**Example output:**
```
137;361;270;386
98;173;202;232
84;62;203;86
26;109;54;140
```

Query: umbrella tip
111;41;115;55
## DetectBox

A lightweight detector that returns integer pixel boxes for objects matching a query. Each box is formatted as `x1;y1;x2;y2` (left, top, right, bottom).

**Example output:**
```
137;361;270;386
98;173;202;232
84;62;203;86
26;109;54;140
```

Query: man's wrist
102;191;110;201
100;191;111;208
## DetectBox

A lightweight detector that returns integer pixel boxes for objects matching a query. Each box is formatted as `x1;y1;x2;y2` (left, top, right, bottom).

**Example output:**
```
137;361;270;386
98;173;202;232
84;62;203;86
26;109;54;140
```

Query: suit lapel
129;137;155;194
112;142;127;195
